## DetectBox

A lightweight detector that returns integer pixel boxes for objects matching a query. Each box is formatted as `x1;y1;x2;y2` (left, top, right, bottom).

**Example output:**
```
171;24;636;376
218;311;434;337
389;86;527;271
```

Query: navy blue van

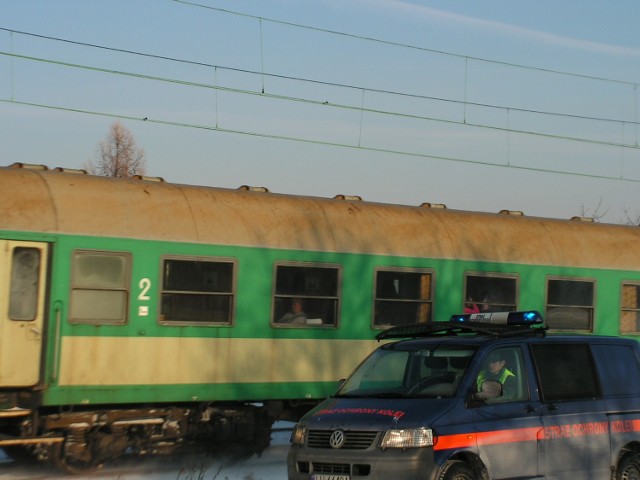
287;311;640;480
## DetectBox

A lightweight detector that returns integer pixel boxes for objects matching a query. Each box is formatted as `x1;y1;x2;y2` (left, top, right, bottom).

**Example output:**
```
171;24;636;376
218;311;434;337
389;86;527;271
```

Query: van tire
616;453;640;480
438;460;475;480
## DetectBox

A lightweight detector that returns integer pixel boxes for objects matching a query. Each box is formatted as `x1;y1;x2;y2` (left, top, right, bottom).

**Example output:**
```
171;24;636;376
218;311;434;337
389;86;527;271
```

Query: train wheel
49;441;103;475
616;453;640;480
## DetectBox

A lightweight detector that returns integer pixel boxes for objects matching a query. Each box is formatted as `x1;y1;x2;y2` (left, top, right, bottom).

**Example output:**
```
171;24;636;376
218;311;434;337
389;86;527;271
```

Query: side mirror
472;380;502;401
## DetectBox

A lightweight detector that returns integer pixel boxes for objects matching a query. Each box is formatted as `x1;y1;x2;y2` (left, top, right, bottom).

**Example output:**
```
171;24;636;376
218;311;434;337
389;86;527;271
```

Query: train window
160;257;236;325
373;268;433;328
463;273;518;313
272;263;340;327
546;277;595;331
620;282;640;334
70;250;130;324
9;247;41;321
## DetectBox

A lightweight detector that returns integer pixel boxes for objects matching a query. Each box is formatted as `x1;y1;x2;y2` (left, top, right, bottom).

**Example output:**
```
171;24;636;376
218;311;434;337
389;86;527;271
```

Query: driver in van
476;350;516;400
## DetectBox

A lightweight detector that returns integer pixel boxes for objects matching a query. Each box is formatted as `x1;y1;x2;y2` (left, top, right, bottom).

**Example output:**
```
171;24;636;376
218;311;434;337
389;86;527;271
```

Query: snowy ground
0;423;293;480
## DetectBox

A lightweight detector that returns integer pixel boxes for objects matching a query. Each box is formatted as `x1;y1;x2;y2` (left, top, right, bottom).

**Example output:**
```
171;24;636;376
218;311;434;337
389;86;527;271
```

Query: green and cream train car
1;163;640;470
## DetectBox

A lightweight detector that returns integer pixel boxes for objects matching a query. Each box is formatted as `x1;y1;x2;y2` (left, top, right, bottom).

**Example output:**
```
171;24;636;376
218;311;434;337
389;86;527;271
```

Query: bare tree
622;207;640;226
578;199;608;223
578;201;640;225
88;121;146;178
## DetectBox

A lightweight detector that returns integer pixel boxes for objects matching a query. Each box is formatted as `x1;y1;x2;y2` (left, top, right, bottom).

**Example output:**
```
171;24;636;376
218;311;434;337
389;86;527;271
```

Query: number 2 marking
138;278;151;301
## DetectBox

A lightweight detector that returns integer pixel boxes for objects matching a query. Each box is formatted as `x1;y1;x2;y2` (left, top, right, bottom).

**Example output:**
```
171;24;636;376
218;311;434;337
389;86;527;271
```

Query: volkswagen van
287;311;640;480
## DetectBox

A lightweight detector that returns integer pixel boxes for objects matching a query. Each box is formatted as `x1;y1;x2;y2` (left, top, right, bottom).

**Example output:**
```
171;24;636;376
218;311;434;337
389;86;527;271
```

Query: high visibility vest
476;368;515;391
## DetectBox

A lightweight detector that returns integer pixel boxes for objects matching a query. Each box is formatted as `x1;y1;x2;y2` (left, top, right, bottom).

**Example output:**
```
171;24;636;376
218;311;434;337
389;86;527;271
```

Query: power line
2;50;637;151
172;0;639;88
0;27;636;128
0;46;640;153
1;10;638;185
3;96;638;185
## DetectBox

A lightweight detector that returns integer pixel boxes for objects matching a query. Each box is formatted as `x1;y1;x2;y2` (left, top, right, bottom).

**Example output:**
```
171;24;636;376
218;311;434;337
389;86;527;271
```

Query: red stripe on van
477;427;541;445
433;432;477;450
434;427;540;451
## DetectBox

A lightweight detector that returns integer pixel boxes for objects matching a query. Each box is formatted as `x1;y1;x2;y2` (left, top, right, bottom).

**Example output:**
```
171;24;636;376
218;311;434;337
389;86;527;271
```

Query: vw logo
329;429;345;449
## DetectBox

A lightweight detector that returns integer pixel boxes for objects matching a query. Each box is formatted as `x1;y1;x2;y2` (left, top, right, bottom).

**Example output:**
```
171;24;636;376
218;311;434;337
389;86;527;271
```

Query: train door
0;240;48;387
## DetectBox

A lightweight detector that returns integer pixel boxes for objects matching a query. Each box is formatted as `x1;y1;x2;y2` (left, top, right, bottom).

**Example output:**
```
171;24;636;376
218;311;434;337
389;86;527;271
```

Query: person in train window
464;297;480;313
279;298;307;324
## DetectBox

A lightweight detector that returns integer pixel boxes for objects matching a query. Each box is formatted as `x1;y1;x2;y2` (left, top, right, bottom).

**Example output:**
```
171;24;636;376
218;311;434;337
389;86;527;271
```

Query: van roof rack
376;311;546;341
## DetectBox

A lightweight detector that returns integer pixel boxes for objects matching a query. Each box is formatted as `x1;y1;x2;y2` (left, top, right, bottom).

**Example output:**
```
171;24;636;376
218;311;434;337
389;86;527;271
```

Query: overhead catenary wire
0;4;638;185
171;0;638;89
0;27;637;129
4;95;638;186
0;50;637;151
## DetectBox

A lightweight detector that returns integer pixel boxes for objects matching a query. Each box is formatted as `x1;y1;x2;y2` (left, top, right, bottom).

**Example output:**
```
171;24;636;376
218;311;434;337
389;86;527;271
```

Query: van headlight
290;424;307;445
381;427;433;448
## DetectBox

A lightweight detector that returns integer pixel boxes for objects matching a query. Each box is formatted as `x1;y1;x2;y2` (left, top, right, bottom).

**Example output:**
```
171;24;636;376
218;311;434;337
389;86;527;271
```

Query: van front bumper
287;444;437;480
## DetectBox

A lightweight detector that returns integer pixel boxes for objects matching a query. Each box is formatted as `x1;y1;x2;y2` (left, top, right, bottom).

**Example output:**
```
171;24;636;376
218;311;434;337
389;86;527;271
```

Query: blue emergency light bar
449;310;543;326
376;310;546;340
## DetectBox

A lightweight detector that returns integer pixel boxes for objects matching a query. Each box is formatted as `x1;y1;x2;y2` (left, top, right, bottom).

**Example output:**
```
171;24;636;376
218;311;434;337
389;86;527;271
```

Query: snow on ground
0;422;293;480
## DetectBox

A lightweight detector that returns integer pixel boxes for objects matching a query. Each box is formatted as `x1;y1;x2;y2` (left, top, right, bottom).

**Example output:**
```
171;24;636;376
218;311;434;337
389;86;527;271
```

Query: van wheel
438;460;475;480
617;453;640;480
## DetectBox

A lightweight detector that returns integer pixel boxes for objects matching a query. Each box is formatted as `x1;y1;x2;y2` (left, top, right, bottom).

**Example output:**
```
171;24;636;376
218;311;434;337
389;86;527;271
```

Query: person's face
488;359;505;374
292;301;302;313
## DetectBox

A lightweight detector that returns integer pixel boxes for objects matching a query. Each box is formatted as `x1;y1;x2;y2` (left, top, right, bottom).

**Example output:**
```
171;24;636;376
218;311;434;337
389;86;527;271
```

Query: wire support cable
171;0;640;89
0;27;637;129
2;96;639;186
2;50;638;151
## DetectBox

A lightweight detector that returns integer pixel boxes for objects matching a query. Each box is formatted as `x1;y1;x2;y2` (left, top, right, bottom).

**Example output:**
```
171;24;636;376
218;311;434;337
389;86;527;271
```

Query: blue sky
2;0;639;222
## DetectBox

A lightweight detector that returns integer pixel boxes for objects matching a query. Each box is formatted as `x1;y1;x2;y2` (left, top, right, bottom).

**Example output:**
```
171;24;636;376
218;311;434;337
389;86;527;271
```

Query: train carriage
1;162;640;471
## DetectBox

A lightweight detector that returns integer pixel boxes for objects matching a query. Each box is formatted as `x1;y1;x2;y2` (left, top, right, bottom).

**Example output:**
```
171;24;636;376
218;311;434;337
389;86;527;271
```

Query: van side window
531;344;600;402
591;344;640;396
477;347;528;403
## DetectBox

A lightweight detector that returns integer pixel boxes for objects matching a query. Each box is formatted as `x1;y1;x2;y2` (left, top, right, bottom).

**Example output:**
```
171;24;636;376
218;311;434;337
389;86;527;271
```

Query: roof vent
52;167;87;175
9;162;48;170
238;185;269;192
420;202;447;209
133;175;165;182
570;216;594;222
334;194;362;201
499;210;524;216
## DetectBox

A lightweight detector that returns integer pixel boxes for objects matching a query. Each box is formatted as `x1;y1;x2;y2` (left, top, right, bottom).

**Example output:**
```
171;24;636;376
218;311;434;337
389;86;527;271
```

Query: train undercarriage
0;398;304;474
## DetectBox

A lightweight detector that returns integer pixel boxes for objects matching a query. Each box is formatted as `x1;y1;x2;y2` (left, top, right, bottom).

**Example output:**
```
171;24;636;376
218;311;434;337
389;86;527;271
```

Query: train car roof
3;163;640;269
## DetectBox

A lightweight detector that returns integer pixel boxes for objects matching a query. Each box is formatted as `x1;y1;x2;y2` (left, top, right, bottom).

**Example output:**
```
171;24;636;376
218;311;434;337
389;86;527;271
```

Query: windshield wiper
333;392;406;399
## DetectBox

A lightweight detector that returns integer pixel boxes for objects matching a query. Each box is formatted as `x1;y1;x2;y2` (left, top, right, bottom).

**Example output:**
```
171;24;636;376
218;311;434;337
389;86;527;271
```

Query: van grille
312;462;350;474
307;430;378;449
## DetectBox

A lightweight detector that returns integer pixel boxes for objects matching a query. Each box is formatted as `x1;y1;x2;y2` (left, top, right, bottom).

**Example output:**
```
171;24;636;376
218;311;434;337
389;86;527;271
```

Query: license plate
311;475;350;480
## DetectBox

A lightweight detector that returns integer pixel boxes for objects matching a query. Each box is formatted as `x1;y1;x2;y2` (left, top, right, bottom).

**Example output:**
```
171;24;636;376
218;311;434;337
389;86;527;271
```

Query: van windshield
336;344;476;398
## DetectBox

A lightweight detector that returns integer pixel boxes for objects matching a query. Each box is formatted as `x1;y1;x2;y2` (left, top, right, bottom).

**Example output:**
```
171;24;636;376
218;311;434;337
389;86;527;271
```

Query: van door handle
546;403;558;412
524;405;537;413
